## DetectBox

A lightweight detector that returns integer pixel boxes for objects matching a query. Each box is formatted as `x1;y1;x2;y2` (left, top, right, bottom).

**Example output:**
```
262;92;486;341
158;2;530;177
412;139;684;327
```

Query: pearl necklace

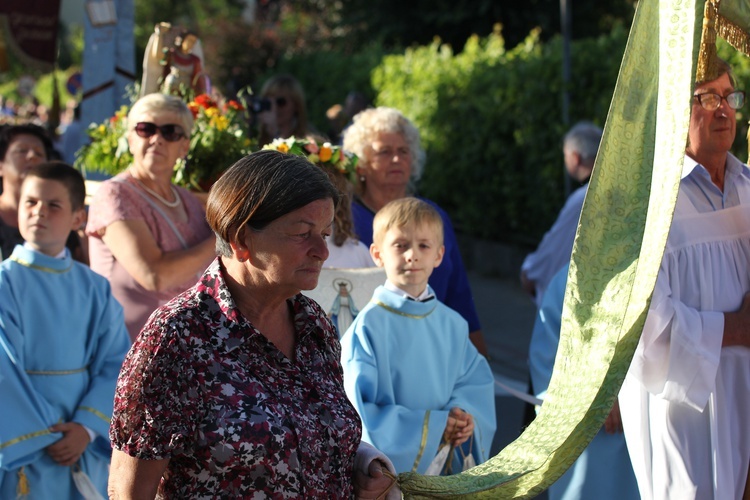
134;178;182;208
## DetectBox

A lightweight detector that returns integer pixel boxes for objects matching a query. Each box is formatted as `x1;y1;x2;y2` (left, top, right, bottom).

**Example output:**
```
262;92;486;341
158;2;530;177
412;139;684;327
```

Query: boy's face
18;177;84;257
370;222;444;297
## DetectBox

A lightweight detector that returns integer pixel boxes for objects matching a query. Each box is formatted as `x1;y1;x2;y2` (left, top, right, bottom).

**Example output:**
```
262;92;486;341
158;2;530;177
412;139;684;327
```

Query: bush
372;26;627;245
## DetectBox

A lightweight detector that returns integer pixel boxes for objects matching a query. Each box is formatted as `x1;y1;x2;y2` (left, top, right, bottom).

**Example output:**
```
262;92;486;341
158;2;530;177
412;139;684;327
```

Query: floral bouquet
75;92;255;191
74;104;131;177
261;136;358;184
177;94;254;191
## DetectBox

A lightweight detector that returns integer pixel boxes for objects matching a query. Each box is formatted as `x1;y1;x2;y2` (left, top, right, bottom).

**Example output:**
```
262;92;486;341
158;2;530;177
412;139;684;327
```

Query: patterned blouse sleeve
110;310;206;460
86;179;144;237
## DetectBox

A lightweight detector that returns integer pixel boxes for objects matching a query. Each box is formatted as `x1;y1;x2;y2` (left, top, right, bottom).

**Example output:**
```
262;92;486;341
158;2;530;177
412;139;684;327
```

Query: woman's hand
442;407;474;447
46;422;90;466
353;459;396;500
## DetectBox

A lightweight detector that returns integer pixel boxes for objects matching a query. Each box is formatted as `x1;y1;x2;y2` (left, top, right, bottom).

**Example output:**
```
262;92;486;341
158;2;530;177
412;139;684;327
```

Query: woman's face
245;198;334;296
1;134;47;191
127;110;189;179
359;131;412;193
267;92;296;130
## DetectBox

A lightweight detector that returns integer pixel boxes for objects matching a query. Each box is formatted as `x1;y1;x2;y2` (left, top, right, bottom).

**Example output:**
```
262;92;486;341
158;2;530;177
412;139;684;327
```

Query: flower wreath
262;136;358;184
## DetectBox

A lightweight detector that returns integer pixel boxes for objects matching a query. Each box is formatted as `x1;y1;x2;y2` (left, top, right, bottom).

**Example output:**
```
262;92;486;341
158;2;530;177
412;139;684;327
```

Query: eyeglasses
692;90;745;111
134;122;187;142
274;97;288;107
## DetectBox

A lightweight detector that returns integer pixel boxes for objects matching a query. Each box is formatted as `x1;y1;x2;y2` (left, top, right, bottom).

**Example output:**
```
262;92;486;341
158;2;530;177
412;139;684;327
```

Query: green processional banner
398;0;750;497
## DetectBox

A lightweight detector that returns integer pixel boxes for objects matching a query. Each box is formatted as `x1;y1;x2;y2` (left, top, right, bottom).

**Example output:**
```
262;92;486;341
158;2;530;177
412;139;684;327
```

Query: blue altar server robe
0;245;130;499
529;264;639;500
341;285;496;474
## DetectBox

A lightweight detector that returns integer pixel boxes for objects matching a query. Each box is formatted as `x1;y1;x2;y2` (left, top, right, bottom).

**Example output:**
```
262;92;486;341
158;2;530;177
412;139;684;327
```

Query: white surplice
620;154;750;500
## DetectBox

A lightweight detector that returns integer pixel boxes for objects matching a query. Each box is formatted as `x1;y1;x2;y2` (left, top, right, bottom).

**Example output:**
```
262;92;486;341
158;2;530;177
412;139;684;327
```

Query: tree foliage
129;0;638;101
333;0;636;50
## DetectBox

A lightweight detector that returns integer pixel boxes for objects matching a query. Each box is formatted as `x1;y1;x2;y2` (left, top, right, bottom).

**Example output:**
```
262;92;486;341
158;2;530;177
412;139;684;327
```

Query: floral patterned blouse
110;258;362;498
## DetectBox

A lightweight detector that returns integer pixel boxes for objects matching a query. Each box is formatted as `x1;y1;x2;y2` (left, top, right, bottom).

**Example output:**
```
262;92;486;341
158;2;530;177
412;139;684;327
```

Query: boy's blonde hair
372;197;444;245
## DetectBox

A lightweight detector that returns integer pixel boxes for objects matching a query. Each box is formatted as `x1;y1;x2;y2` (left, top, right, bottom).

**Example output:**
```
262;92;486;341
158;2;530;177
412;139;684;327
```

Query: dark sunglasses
134;122;187;142
274;97;288;107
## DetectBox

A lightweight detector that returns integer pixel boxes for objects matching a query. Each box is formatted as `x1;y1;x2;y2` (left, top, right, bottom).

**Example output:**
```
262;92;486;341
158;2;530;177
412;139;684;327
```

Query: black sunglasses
134;122;186;142
274;97;288;107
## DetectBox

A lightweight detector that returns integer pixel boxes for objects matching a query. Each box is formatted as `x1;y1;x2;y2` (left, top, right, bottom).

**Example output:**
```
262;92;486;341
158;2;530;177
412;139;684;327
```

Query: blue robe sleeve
73;291;130;457
0;325;62;470
444;339;496;465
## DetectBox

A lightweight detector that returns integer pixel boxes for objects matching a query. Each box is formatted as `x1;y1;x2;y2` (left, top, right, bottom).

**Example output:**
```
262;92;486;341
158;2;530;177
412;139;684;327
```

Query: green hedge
372;26;627;245
370;30;750;245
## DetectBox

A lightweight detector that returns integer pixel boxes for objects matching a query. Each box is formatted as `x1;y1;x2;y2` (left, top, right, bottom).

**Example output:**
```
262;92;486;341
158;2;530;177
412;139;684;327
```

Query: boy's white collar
384;280;435;302
23;242;67;259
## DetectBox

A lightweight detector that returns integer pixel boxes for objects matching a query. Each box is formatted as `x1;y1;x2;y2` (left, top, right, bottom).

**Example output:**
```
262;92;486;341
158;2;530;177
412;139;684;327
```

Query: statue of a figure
161;31;208;96
140;23;210;97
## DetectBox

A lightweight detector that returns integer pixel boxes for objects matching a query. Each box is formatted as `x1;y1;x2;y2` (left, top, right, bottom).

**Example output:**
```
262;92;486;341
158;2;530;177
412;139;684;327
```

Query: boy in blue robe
0;162;130;499
341;197;496;474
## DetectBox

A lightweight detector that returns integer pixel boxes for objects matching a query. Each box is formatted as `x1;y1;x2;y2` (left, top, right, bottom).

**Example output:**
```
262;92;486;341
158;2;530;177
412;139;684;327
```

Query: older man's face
687;72;736;160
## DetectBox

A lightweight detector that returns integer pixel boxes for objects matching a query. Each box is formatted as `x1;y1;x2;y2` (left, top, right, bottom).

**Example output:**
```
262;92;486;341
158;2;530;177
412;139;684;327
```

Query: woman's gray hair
342;106;426;183
127;93;194;136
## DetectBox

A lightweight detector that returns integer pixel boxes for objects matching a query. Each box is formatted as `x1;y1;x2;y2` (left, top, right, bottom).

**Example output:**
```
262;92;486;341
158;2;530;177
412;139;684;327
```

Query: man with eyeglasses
619;59;750;499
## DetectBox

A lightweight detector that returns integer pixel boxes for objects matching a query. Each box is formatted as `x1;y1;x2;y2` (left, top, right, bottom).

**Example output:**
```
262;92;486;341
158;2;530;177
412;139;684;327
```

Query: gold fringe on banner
696;0;720;84
717;13;750;56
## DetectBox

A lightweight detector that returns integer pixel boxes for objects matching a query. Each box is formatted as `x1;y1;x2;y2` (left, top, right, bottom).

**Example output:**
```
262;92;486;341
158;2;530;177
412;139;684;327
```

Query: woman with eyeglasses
343;107;489;356
619;58;750;499
257;74;316;147
86;93;215;341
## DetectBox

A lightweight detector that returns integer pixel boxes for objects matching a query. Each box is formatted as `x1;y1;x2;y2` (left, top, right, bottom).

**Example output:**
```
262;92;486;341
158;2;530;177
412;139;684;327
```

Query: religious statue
140;23;210;97
161;30;208;96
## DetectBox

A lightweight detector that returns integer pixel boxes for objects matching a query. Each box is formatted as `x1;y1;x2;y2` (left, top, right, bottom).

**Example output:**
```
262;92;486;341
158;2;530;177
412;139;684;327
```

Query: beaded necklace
134;178;181;208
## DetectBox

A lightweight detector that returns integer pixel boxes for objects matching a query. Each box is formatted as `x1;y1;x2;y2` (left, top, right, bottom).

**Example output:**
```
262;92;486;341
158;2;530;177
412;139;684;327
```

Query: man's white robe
620;154;750;500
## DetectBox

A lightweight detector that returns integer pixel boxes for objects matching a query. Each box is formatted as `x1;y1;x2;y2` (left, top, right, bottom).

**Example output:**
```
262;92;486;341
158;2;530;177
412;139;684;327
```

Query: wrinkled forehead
129;110;184;130
695;71;735;93
9;133;46;150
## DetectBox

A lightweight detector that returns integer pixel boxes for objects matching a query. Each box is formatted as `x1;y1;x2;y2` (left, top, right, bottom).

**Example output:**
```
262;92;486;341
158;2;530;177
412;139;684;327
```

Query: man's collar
681;152;747;180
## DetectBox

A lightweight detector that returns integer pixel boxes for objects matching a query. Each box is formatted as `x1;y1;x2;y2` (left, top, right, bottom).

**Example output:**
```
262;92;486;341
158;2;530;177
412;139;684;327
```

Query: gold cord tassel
17;466;30;497
696;0;720;84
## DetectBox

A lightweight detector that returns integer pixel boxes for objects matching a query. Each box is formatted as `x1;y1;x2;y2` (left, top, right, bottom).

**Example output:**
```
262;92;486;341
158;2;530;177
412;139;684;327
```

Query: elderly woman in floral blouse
107;150;397;499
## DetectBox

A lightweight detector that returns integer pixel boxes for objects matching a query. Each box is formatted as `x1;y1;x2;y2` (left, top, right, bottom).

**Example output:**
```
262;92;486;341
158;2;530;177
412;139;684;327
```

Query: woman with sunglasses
86;93;215;341
257;74;316;147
